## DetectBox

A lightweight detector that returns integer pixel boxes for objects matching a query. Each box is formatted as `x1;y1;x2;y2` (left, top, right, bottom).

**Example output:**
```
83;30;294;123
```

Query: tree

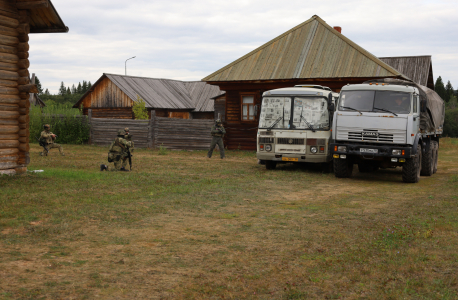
66;87;71;95
445;81;454;103
44;88;50;95
132;95;148;120
448;95;458;110
58;82;66;96
71;84;77;94
35;76;43;95
82;80;87;93
88;81;92;90
77;82;82;94
435;76;447;101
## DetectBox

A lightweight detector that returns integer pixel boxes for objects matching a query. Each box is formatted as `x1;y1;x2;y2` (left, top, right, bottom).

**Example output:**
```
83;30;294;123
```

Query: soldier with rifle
102;129;132;171
207;119;226;159
39;124;64;156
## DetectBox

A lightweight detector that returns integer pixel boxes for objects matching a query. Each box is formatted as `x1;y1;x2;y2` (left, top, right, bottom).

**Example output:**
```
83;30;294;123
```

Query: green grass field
1;139;458;299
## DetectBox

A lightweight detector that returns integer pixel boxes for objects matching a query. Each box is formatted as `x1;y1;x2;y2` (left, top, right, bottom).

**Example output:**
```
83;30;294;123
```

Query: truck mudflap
330;143;413;158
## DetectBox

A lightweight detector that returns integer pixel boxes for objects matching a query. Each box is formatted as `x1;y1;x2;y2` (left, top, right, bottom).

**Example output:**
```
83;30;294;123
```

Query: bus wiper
267;116;283;131
300;115;315;132
341;106;362;115
373;107;398;116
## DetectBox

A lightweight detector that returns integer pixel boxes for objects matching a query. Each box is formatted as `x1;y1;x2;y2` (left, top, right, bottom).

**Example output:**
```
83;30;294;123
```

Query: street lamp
125;56;136;75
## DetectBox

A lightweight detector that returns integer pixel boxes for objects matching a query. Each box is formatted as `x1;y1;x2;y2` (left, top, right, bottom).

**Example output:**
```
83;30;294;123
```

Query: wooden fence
90;118;152;148
153;117;213;150
89;114;213;150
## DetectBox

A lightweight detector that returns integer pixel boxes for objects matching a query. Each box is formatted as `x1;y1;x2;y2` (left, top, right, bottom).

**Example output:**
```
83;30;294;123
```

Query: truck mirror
420;100;426;112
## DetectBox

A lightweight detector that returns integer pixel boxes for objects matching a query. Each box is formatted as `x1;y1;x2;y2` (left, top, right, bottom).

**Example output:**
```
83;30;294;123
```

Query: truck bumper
330;143;413;159
257;152;330;163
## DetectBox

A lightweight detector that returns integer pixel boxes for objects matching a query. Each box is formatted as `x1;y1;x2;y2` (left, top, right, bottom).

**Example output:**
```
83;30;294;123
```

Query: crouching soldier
207;119;226;159
106;129;133;171
40;124;64;156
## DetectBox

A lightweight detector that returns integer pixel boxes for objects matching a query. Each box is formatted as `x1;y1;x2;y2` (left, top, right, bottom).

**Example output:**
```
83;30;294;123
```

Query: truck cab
257;85;336;170
330;82;442;183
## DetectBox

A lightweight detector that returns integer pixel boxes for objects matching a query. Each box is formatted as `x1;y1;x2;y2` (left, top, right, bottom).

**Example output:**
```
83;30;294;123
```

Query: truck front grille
348;132;394;142
259;137;274;143
277;138;305;145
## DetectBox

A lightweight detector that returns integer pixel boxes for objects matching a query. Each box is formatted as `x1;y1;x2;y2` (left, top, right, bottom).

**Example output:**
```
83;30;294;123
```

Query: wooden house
73;73;224;120
203;15;414;150
379;56;435;90
0;0;68;175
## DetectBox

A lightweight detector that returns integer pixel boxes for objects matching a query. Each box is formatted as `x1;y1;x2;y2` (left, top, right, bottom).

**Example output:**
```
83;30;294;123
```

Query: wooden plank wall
83;108;133;119
154;117;213;150
0;3;33;175
82;77;133;108
213;97;226;121
89;118;151;148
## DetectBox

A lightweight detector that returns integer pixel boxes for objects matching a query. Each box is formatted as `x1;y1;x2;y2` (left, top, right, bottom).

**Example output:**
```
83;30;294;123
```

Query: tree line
35;76;93;107
435;76;458;137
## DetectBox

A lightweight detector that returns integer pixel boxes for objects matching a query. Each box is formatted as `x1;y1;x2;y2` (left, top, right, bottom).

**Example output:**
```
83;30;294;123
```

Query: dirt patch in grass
1;139;458;299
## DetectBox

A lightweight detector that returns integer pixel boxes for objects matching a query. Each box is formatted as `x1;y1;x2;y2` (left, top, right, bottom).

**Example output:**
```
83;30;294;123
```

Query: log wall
89;118;152;148
0;3;33;175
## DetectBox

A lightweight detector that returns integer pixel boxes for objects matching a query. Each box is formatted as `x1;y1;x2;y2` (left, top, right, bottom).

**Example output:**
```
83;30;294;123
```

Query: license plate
360;148;378;154
282;157;298;162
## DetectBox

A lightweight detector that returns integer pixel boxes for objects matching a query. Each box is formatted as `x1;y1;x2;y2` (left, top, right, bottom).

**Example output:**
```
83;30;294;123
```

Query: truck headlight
392;149;401;155
337;146;347;152
265;144;272;152
310;146;318;154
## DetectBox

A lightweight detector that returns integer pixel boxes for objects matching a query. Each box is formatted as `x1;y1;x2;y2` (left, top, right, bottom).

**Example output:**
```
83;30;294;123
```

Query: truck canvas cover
364;78;445;132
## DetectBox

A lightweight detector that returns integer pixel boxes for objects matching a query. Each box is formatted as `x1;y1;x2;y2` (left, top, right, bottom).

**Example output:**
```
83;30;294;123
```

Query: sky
29;0;458;94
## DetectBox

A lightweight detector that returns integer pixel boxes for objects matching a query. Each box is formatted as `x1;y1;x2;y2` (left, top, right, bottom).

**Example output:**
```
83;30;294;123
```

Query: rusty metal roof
74;74;223;111
379;56;433;89
203;15;408;83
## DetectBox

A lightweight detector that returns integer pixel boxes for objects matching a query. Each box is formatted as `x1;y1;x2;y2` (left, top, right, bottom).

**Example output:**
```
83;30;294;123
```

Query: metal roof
379;56;432;88
74;74;223;111
203;15;408;82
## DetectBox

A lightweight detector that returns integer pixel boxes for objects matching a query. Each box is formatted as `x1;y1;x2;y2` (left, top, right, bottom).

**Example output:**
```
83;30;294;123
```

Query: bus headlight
337;146;347;152
310;146;318;154
265;144;272;152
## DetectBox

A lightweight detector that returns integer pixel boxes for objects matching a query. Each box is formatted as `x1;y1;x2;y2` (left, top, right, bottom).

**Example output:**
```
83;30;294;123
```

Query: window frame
240;93;257;122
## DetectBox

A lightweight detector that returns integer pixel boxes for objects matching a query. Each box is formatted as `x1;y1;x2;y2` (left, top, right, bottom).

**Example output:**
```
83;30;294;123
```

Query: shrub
132;95;149;120
30;103;90;144
443;108;458;138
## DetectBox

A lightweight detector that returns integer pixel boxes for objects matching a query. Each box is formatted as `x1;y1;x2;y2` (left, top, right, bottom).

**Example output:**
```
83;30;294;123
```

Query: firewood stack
0;4;37;175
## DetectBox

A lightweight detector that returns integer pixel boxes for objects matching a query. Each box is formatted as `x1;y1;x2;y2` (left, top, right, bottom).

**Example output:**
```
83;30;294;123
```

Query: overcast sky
29;0;458;94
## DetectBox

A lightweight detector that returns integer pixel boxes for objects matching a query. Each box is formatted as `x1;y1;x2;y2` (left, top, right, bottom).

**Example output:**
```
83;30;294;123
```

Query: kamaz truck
330;79;445;183
257;85;337;170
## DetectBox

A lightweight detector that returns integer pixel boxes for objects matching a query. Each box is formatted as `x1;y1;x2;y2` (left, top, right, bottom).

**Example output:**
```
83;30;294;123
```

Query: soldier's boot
120;167;129;172
100;164;108;171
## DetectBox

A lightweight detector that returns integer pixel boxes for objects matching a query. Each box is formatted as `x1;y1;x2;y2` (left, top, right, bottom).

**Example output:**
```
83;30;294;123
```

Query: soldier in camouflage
39;124;64;156
107;129;133;171
124;127;134;153
207;119;226;159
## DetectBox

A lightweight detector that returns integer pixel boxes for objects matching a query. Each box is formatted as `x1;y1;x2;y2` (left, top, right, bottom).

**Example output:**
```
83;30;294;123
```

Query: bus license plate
360;148;378;154
282;157;298;162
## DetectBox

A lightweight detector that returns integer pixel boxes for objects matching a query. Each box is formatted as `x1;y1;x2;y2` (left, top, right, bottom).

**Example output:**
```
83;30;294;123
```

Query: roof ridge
104;73;202;83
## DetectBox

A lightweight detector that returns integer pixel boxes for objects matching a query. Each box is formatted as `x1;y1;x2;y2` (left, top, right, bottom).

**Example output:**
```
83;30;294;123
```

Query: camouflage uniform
39;124;64;156
124;127;134;153
207;119;226;159
108;129;133;171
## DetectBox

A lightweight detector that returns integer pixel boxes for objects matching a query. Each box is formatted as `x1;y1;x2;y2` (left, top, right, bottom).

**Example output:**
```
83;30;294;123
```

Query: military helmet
215;119;221;124
43;124;50;130
124;127;129;133
117;129;125;136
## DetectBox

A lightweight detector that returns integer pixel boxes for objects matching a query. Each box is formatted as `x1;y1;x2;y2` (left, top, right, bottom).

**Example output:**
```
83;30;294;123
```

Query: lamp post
125;56;136;75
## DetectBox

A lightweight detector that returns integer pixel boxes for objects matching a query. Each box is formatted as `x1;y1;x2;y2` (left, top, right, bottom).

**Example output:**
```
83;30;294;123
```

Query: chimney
333;26;342;33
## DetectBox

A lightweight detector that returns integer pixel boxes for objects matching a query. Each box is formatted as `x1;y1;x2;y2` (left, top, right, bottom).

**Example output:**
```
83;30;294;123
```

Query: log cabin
202;15;430;150
0;0;68;175
73;73;224;120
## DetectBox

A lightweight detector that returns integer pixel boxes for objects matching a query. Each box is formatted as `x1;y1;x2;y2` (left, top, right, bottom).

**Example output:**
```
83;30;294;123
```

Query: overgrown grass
29;104;90;144
1;140;458;299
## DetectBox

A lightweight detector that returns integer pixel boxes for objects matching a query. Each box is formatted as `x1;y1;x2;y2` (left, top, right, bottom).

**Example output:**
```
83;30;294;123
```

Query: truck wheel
432;141;438;174
265;160;277;170
420;141;433;176
402;145;421;183
334;158;353;178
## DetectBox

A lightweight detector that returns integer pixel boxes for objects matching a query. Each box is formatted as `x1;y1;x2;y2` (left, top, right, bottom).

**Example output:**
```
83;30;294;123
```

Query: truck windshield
339;90;411;114
258;96;329;130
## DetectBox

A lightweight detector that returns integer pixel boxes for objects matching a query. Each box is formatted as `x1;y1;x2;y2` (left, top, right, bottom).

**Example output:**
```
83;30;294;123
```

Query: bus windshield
258;96;330;130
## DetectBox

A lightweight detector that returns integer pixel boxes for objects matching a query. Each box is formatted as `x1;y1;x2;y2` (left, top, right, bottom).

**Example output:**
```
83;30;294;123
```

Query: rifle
126;147;132;170
35;136;49;153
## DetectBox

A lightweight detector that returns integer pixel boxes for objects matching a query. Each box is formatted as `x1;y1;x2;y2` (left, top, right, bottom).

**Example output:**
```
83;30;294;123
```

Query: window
413;96;418;114
241;95;256;121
